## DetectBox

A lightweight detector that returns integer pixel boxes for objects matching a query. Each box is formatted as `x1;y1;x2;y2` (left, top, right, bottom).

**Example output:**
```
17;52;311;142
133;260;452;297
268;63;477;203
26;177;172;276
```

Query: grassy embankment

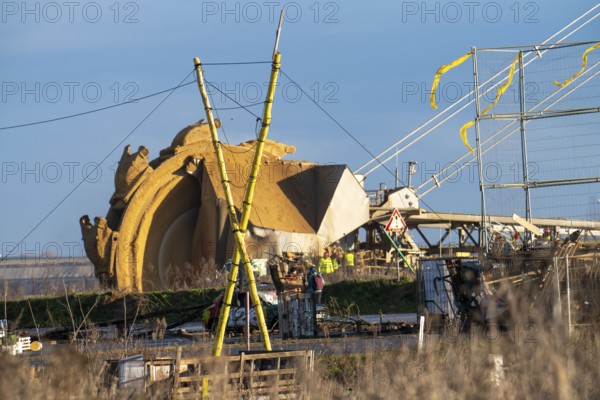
3;289;222;331
2;279;416;330
323;278;416;314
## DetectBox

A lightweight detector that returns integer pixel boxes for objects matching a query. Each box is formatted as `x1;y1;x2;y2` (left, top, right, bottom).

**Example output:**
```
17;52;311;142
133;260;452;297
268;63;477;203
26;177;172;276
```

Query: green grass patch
323;278;416;314
1;279;416;330
2;288;223;330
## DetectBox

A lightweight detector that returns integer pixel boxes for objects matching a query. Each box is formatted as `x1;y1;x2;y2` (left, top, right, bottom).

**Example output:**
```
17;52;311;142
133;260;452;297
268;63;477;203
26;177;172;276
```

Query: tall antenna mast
272;10;284;60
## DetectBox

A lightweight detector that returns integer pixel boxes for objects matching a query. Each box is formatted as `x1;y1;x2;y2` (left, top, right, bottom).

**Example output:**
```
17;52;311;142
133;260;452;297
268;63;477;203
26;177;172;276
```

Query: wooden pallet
170;348;314;399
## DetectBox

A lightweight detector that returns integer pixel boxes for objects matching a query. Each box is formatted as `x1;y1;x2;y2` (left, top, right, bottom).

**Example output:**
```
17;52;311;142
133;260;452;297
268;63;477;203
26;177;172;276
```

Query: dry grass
310;332;600;400
0;304;600;400
1;264;598;399
3;326;596;400
0;348;118;399
0;342;180;400
309;285;600;400
1;323;598;399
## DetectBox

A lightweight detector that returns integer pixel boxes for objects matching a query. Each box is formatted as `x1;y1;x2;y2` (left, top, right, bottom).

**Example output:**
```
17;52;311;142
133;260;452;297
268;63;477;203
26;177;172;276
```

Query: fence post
418;315;425;352
565;255;572;336
554;257;562;321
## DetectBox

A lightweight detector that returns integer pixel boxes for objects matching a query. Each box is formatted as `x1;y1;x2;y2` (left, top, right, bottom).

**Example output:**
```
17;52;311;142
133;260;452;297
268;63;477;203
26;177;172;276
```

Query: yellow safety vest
319;257;335;274
344;253;355;267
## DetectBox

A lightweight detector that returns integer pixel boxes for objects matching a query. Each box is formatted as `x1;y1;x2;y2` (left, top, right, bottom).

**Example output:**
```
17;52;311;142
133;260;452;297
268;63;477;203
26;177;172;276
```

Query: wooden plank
248;368;296;377
250;384;300;394
172;346;182;397
250;379;297;388
248;381;298;392
147;359;172;366
276;355;282;392
179;373;240;382
179;355;239;364
174;393;199;400
240;350;310;360
512;213;541;236
175;386;194;394
222;353;229;394
239;351;245;387
249;356;255;393
175;387;239;394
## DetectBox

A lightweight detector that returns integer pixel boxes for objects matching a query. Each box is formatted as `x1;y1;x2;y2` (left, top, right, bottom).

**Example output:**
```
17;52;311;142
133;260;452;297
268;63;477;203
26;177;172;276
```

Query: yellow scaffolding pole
211;52;282;356
193;56;277;355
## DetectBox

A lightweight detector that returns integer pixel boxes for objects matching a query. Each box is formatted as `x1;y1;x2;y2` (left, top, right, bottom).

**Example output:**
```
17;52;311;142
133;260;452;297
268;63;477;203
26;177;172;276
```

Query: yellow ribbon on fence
481;53;519;115
430;52;473;110
459;120;476;154
459;53;520;154
553;42;600;87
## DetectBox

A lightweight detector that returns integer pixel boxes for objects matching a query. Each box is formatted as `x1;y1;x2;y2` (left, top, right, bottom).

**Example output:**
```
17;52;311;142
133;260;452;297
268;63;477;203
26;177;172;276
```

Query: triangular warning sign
385;209;407;232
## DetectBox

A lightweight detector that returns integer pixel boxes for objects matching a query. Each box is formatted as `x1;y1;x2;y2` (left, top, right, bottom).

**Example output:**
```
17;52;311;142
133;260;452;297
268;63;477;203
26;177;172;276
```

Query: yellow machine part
81;119;370;292
81;121;298;292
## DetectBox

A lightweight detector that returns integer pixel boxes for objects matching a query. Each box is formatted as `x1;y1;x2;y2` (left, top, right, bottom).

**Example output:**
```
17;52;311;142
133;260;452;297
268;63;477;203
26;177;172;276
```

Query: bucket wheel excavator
80;120;369;292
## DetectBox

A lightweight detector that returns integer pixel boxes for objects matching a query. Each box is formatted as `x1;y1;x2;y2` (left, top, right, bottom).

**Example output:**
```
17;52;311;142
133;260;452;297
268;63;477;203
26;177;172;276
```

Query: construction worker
344;248;355;278
306;266;324;305
512;232;521;249
318;249;336;274
332;243;343;271
332;247;341;272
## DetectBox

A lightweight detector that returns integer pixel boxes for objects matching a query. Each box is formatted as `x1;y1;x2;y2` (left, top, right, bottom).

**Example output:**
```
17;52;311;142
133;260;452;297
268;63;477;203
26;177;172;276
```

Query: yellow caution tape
460;53;519;154
481;53;519;115
459;120;476;154
430;52;473;110
553;42;600;87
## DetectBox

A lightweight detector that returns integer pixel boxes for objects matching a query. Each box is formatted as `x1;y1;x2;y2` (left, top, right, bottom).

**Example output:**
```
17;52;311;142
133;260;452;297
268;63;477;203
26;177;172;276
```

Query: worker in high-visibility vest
344;250;355;278
331;245;343;272
318;249;336;274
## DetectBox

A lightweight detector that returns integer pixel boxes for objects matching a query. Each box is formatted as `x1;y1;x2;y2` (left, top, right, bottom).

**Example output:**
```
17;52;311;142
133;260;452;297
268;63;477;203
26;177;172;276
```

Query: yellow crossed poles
194;56;273;354
210;53;282;356
194;55;281;355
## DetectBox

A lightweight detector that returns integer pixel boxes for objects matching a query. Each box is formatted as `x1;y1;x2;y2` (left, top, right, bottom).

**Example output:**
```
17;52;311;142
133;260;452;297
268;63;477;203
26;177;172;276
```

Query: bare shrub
163;260;227;290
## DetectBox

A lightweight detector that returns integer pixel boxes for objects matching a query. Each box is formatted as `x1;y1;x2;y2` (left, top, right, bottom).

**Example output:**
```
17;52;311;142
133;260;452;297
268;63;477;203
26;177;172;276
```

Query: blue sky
1;1;599;258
